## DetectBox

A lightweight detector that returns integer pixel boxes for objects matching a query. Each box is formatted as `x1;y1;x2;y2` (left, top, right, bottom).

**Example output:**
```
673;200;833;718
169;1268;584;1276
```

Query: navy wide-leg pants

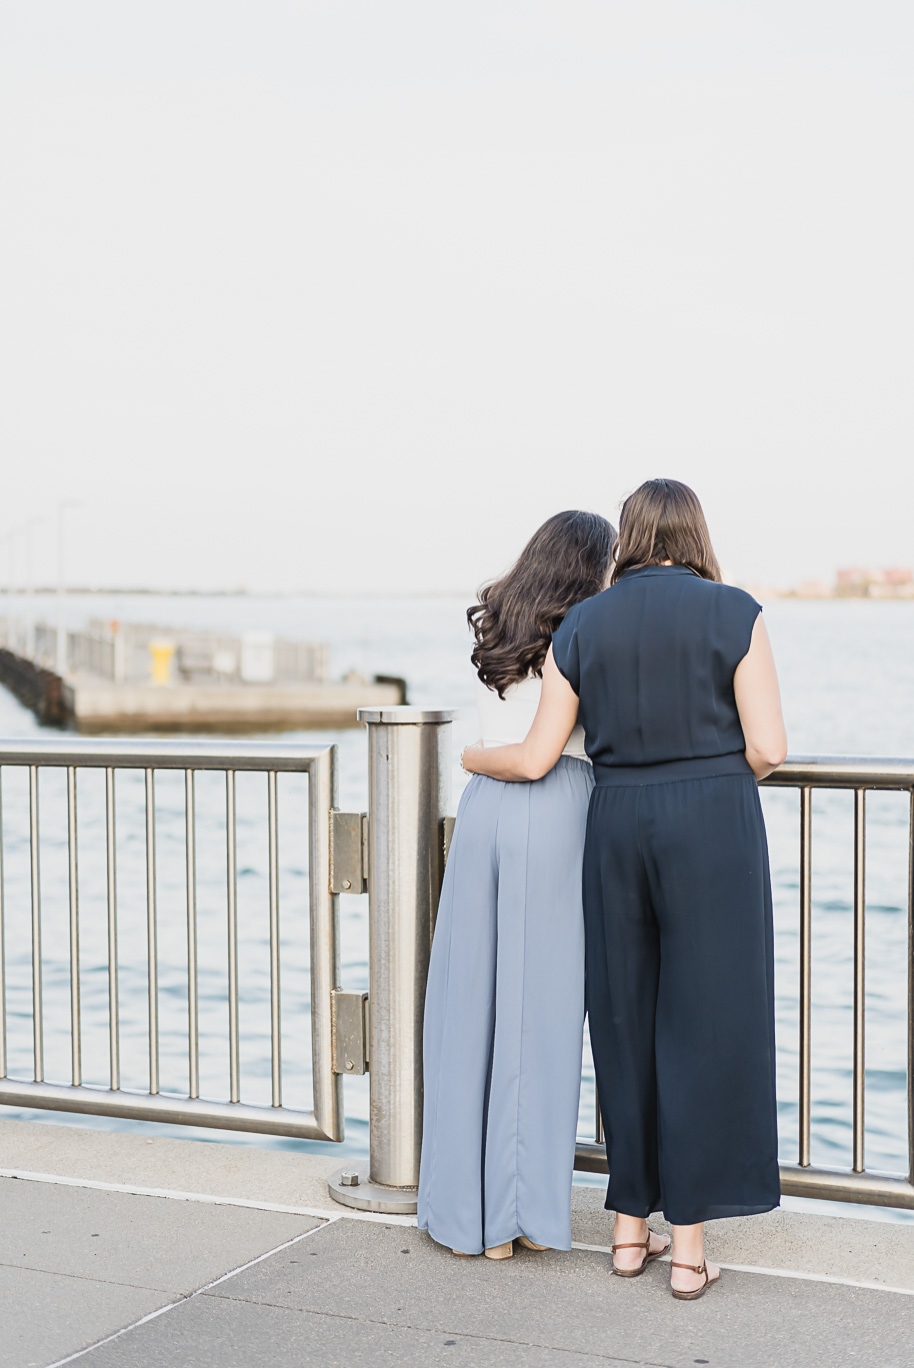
584;755;781;1226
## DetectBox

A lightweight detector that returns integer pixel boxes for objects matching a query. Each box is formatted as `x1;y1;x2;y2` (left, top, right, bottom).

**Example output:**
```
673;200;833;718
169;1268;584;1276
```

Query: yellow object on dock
149;641;176;686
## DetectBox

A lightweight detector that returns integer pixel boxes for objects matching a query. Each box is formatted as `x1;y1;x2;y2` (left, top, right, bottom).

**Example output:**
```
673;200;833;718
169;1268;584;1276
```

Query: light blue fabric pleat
418;755;592;1254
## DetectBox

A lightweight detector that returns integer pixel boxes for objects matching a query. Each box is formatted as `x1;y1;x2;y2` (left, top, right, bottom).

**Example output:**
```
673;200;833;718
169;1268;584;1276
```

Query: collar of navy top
617;564;702;581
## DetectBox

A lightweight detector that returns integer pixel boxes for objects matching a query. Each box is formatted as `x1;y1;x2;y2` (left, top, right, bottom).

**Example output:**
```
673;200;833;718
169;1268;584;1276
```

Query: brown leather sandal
670;1259;719;1300
611;1229;671;1277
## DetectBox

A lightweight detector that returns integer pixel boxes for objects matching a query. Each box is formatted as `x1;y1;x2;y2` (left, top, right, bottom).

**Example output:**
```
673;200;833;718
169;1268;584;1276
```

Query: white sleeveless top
476;673;589;760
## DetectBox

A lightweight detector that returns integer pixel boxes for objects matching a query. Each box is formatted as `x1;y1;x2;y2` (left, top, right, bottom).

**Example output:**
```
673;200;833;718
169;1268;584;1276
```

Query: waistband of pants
555;753;592;769
593;752;754;787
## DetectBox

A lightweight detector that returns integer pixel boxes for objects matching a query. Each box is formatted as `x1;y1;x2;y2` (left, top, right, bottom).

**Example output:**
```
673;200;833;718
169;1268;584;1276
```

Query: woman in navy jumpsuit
464;480;787;1298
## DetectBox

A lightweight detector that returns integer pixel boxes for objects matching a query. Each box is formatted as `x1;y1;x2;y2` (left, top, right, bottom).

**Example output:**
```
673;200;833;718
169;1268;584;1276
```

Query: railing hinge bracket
330;811;368;893
330;989;369;1075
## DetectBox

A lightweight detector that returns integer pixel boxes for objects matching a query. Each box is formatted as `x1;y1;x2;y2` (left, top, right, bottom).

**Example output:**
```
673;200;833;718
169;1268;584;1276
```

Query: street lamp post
7;527;24;654
56;502;78;677
0;531;16;650
24;519;39;661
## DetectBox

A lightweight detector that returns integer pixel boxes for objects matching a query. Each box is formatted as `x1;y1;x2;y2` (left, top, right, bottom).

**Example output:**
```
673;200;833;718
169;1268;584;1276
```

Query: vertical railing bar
106;766;120;1091
907;787;914;1185
226;770;240;1103
268;770;281;1108
145;768;159;1096
186;769;199;1101
799;786;812;1167
29;765;43;1083
0;768;6;1080
308;747;343;1142
67;766;81;1087
852;787;866;1173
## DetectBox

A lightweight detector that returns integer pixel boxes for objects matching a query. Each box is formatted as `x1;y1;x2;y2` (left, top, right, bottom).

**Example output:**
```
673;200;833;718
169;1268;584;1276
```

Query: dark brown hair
611;479;721;585
469;511;615;698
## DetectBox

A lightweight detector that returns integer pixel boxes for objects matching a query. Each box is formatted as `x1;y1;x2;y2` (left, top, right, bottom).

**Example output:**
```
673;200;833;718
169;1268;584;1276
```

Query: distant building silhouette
835;567;914;598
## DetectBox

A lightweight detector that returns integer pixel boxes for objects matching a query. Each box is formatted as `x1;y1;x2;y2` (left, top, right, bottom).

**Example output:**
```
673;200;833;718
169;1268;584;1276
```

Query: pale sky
1;2;911;593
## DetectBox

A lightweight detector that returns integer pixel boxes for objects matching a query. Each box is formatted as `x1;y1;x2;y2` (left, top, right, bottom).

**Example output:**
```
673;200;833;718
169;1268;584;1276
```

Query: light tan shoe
452;1249;472;1257
484;1241;514;1260
517;1237;548;1251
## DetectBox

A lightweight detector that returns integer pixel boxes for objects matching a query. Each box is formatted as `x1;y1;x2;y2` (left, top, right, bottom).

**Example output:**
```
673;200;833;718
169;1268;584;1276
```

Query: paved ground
0;1178;319;1368
1;1119;913;1367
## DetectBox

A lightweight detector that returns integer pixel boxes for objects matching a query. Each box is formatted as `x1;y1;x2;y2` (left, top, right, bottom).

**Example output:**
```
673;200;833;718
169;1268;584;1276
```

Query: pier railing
769;759;914;1209
2;728;913;1214
0;737;343;1144
22;621;332;686
0;714;453;1215
574;757;914;1212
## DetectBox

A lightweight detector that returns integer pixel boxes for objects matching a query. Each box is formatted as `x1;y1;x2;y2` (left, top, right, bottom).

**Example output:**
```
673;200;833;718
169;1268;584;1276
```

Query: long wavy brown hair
469;511;615;698
610;479;721;584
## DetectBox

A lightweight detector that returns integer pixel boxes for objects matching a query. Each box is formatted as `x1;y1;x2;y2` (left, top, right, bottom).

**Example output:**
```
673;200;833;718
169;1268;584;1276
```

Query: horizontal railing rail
2;732;911;1215
6;621;334;686
575;756;914;1211
0;737;343;1144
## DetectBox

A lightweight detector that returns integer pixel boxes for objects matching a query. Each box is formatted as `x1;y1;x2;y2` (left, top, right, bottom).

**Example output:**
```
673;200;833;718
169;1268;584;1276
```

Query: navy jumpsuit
552;565;781;1226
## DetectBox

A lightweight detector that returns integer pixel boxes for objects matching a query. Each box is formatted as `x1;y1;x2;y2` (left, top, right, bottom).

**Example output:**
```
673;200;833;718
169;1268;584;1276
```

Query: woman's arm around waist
462;647;580;782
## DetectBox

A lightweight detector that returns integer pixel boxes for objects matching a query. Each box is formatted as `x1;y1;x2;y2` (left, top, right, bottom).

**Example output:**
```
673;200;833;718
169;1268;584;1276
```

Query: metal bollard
328;706;455;1213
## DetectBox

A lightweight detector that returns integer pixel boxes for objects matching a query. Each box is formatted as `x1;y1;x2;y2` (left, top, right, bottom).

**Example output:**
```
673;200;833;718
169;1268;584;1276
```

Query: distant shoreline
20;586;476;600
14;586;914;603
743;591;914;603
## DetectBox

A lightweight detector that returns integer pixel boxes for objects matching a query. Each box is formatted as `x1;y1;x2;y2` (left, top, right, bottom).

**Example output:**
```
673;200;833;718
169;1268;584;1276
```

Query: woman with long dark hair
463;480;786;1298
418;510;615;1260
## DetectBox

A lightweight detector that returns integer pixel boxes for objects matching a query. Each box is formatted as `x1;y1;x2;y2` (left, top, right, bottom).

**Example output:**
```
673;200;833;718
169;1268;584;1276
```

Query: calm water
2;594;913;1208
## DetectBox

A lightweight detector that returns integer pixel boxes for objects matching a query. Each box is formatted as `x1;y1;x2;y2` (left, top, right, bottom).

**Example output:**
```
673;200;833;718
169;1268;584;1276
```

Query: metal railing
574;756;914;1211
22;621;332;686
0;713;456;1216
0;737;343;1143
3;732;913;1215
326;708;454;1212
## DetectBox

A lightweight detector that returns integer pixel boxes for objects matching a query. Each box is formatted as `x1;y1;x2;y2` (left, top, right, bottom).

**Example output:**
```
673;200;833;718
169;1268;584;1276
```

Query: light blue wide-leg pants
418;755;592;1255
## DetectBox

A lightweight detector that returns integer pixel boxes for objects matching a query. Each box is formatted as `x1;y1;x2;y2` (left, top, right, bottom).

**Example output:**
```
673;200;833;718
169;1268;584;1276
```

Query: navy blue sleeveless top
551;565;761;782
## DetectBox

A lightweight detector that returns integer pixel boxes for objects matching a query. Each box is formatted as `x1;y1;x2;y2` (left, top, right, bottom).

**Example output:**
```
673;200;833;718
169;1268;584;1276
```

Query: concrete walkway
1;1119;912;1367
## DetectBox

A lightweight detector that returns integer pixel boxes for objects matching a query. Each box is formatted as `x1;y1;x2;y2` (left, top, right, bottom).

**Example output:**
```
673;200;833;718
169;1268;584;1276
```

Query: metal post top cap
357;706;457;725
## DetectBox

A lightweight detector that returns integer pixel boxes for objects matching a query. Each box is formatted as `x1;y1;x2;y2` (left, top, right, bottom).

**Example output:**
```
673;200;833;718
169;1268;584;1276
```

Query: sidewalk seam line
0;1167;417;1226
570;1241;914;1296
40;1221;332;1368
200;1296;670;1366
0;1258;177;1294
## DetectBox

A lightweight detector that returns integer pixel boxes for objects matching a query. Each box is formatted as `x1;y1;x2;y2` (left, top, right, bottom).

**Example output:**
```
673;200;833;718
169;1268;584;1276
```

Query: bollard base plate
327;1166;418;1214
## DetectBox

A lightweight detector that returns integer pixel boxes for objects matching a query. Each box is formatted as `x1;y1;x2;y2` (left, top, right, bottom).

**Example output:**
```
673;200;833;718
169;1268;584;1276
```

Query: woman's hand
460;740;484;775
